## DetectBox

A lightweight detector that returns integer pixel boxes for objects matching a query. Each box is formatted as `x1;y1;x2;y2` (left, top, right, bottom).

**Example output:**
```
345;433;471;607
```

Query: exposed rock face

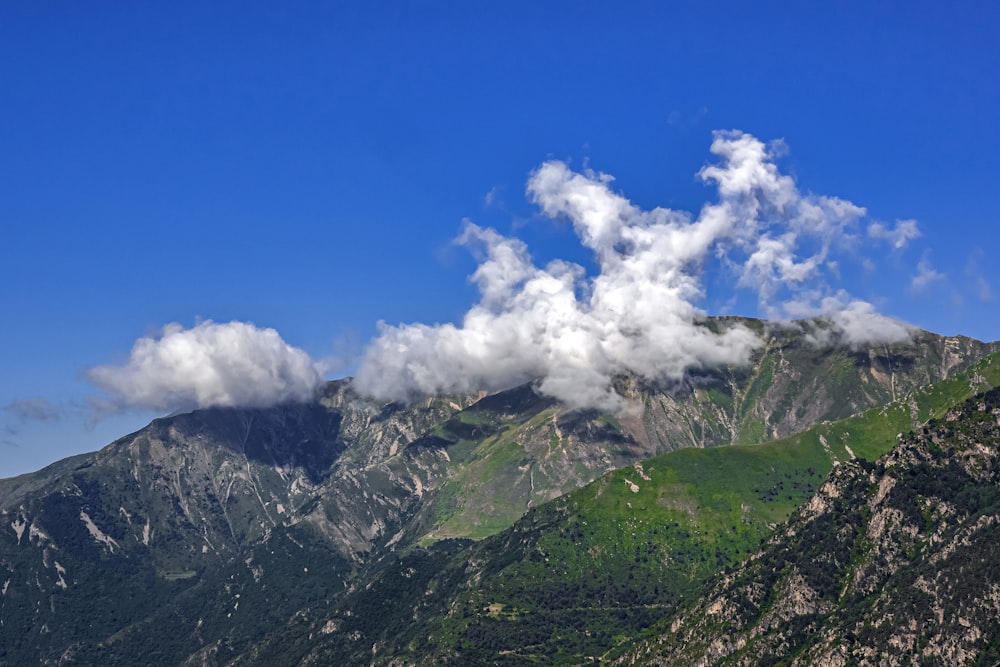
621;388;1000;666
611;323;997;465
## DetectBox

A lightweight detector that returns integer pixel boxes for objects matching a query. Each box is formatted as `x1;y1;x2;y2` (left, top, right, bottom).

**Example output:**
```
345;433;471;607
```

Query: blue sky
2;1;999;477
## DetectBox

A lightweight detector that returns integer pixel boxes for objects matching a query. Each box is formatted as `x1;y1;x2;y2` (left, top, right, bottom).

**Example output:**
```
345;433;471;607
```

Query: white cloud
355;131;914;410
911;253;945;293
868;219;921;249
88;321;323;412
808;296;912;348
484;186;499;207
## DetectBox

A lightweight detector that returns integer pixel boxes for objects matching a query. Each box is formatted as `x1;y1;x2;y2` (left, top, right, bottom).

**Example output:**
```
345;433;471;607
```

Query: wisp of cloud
354;130;913;409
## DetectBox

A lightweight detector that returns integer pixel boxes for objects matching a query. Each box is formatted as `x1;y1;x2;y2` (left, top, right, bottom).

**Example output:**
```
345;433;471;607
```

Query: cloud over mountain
354;131;912;409
85;131;918;415
88;321;323;411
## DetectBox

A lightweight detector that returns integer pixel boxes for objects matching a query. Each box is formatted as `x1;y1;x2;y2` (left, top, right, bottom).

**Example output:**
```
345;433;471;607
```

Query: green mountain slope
622;387;1000;666
237;351;1000;666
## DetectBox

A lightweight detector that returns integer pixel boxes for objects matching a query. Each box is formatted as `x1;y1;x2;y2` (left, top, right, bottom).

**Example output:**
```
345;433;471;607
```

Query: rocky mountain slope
621;387;1000;666
0;319;996;665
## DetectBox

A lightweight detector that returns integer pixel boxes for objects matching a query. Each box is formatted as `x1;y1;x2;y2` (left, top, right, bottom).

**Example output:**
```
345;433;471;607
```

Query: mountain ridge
1;319;998;665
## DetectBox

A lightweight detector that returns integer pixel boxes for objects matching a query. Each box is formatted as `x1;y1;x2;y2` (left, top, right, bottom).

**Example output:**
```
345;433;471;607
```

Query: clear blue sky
2;1;998;477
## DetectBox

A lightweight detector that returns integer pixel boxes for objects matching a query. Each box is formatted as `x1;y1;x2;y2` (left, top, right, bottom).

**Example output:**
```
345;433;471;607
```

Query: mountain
0;319;997;665
620;386;1000;666
236;348;1000;666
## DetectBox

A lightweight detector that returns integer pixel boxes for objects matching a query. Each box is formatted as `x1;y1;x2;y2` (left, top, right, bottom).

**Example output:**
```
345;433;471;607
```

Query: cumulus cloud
827;300;912;347
88;321;323;412
787;294;913;348
868;219;921;249
355;130;914;410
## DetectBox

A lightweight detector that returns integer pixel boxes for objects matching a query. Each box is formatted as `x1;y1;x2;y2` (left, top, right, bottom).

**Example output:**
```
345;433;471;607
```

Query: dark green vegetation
0;319;998;665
